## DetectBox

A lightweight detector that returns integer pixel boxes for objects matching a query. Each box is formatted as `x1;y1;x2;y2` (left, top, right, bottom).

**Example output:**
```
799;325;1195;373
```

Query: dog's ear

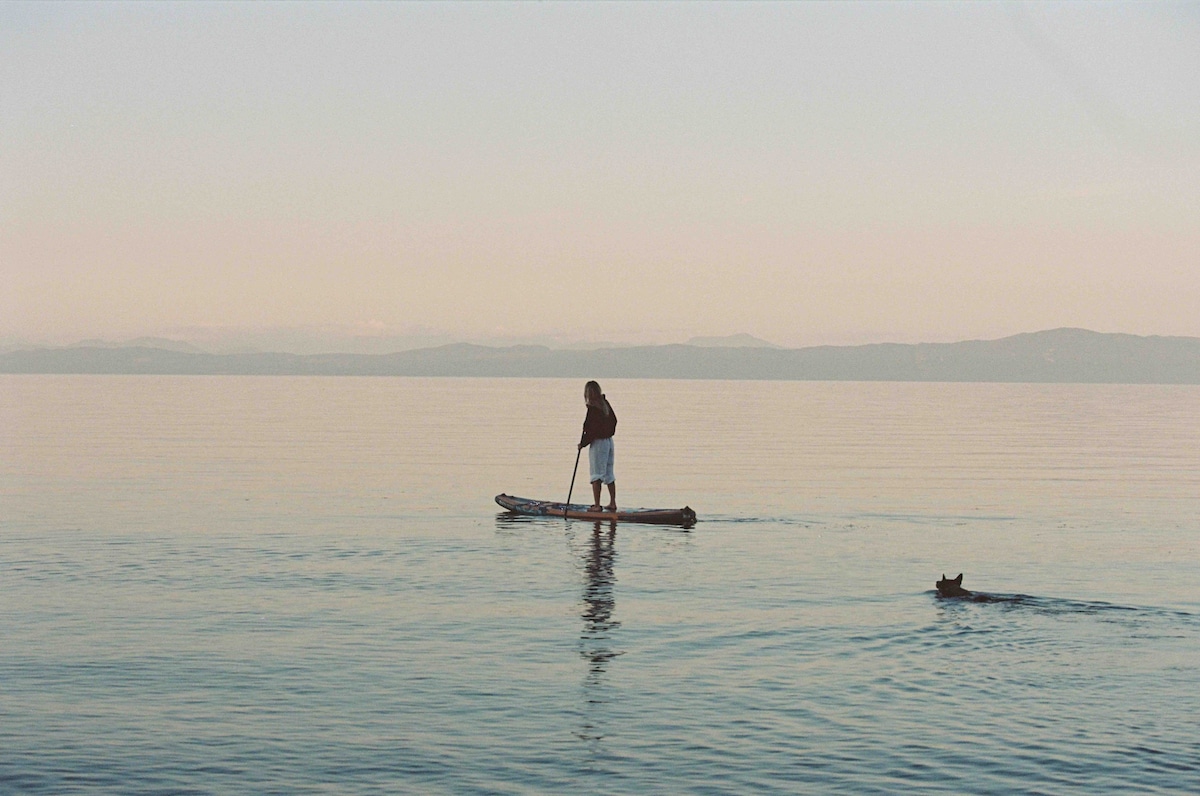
954;574;963;584
940;574;946;581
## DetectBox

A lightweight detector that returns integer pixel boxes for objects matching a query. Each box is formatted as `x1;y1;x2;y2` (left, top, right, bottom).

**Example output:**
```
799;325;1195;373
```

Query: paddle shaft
565;446;582;516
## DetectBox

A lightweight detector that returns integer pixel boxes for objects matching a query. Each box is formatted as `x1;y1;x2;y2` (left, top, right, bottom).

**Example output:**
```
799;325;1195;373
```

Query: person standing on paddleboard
578;380;617;512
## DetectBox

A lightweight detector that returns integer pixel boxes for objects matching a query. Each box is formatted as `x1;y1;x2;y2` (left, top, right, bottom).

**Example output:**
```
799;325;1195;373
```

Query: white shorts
588;437;615;484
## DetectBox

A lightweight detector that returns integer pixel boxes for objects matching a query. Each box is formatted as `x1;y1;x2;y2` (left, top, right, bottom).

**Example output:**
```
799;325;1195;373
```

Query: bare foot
605;504;617;512
588;505;603;512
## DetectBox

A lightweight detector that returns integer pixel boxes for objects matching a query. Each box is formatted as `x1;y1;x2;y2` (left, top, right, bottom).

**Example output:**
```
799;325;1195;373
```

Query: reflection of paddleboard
495;493;696;528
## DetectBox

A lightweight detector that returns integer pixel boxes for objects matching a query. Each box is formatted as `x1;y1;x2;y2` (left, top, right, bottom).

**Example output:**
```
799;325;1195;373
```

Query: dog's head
936;573;970;597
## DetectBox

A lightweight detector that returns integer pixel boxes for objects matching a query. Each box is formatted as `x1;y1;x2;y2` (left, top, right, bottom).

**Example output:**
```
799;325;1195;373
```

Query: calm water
2;376;1199;794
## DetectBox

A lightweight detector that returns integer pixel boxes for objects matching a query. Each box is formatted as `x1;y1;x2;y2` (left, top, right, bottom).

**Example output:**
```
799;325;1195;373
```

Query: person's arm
579;406;598;448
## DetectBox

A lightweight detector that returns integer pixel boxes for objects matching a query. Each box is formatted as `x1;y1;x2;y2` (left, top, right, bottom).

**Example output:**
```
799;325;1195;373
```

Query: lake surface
2;376;1198;794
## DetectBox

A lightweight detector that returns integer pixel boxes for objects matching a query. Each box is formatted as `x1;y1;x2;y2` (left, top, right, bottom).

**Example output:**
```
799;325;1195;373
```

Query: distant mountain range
684;333;781;349
3;329;1199;383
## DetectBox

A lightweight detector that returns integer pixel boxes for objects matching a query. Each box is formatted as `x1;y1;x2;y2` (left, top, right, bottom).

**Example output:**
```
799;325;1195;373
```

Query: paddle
564;446;582;516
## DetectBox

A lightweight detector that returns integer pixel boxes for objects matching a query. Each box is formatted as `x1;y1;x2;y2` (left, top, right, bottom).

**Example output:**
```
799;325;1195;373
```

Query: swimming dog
936;573;972;598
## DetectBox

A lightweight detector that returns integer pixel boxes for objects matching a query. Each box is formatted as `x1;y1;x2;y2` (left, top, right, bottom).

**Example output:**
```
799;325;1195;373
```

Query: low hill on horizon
3;328;1199;383
684;333;782;348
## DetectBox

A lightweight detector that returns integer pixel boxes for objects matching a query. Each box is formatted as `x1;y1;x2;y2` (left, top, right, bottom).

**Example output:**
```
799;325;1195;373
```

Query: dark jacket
579;399;617;447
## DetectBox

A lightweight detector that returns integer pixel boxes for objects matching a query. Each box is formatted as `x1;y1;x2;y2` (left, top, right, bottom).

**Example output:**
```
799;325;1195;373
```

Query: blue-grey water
2;376;1198;794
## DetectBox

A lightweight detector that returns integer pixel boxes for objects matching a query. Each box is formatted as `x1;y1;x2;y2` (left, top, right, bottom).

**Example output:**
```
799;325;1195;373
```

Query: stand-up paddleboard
496;494;696;528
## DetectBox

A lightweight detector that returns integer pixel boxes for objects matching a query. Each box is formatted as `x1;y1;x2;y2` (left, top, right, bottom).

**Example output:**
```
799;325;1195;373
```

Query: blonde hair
584;380;607;413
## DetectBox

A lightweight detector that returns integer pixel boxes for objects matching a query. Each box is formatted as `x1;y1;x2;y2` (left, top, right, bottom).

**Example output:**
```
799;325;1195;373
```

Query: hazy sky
4;1;1199;347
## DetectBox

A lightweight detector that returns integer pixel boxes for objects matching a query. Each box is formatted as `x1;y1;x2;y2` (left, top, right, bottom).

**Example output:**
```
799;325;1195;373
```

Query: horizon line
6;326;1200;357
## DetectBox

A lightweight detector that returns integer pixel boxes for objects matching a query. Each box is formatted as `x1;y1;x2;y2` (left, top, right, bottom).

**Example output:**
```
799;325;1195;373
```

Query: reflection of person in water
580;521;620;688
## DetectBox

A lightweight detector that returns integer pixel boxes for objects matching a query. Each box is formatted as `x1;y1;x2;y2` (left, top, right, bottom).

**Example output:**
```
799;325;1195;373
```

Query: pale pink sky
3;1;1199;348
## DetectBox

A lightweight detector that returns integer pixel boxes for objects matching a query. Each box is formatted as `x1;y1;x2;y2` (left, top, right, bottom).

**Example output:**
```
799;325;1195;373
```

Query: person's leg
604;439;616;511
587;441;605;511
